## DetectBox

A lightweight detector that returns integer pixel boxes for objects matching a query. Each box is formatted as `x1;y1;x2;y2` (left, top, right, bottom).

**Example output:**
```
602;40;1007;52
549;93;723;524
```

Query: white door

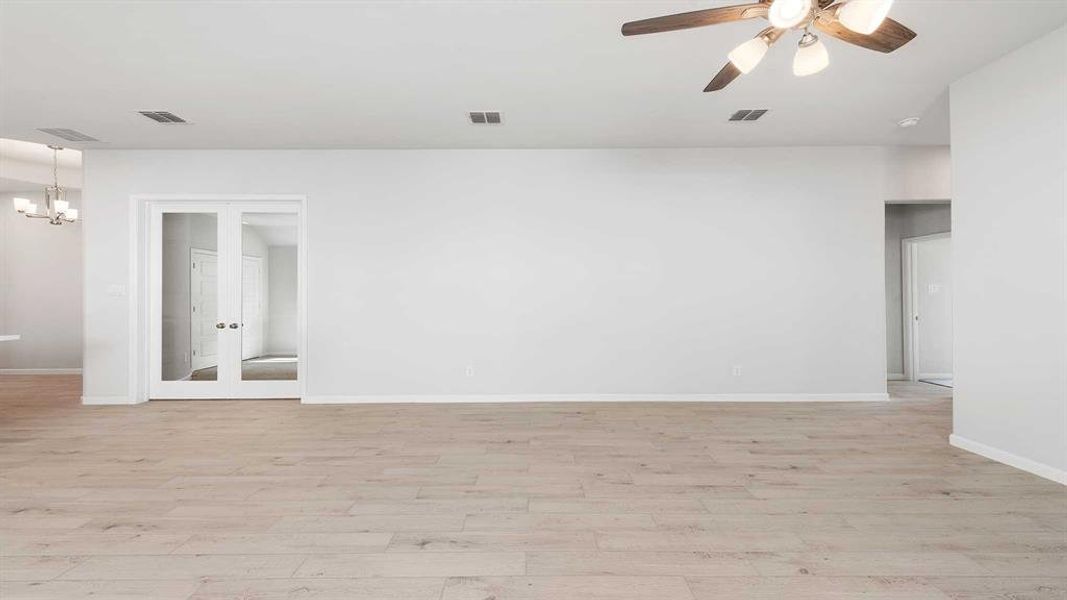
191;249;219;371
149;201;301;399
904;234;953;382
241;255;264;360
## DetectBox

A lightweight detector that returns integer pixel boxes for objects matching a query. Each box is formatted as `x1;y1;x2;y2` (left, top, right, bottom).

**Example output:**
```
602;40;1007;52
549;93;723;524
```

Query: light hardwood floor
0;376;1064;599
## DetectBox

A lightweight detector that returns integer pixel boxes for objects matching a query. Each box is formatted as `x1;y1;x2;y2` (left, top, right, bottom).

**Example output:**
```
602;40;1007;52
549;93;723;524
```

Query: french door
149;201;301;399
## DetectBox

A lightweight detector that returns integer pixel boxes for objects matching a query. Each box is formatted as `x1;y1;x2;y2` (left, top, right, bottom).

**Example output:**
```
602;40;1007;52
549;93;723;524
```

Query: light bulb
838;0;893;35
12;197;30;213
768;0;813;29
728;37;770;74
65;208;79;221
54;200;70;214
793;34;829;76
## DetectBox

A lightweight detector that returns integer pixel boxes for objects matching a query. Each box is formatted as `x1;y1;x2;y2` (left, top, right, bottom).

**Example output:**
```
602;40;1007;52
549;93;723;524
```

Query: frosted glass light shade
793;38;829;76
12;197;30;212
728;37;770;74
54;200;70;214
838;0;893;35
26;203;38;215
768;0;813;29
65;208;78;221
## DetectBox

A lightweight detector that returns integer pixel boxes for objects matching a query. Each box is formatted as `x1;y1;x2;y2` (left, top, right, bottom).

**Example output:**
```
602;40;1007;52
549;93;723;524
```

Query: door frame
901;232;951;382
130;194;308;402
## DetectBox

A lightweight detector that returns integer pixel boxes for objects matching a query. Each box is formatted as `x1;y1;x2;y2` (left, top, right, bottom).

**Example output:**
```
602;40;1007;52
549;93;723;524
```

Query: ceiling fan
621;0;916;91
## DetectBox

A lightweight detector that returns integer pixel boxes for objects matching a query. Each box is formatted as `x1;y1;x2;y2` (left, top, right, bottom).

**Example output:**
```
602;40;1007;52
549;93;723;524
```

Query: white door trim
130;194;307;402
901;232;951;382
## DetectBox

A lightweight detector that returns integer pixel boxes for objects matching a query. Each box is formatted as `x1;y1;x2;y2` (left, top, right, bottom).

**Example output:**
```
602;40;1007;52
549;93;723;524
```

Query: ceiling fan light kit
729;36;771;73
838;0;895;35
768;0;813;29
793;32;829;76
622;0;913;92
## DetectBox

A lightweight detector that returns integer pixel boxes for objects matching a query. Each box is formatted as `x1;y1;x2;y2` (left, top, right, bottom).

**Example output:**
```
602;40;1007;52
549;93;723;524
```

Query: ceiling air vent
728;109;769;122
37;128;99;142
469;111;502;125
138;111;188;123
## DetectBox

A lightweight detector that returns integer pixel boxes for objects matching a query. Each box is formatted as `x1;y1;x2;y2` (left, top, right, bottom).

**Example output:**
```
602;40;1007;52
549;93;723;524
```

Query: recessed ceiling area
1;1;1063;149
0;138;82;190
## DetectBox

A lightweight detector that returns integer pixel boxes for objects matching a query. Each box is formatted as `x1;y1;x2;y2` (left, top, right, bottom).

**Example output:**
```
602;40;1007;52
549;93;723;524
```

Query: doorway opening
147;198;304;400
885;202;952;387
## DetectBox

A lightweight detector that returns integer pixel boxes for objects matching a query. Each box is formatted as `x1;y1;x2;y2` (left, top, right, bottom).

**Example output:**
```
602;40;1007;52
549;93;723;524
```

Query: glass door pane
238;212;299;383
161;212;220;382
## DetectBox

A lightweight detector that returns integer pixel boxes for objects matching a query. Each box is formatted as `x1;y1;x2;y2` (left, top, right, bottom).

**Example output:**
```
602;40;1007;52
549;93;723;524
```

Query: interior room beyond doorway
885;202;953;386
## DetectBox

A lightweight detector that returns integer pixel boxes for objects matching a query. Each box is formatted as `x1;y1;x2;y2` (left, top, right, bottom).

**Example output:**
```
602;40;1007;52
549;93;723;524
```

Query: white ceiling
1;1;1063;149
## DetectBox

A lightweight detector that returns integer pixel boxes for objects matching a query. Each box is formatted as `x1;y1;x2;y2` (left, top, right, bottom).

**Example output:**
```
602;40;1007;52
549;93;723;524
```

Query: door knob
228;323;240;329
216;322;226;329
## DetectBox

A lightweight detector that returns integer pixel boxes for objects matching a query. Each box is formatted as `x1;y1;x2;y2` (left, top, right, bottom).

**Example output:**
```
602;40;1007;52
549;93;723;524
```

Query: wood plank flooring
0;376;1064;599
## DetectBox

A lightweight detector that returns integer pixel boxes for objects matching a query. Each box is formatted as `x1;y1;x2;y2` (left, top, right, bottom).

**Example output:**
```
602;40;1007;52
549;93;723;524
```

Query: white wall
0;190;83;371
266;245;298;355
884;203;951;377
951;25;1067;483
82;146;947;402
883;146;952;203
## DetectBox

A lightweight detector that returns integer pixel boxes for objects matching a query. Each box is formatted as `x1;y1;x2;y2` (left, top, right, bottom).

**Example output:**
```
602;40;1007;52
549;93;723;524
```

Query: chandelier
11;145;78;225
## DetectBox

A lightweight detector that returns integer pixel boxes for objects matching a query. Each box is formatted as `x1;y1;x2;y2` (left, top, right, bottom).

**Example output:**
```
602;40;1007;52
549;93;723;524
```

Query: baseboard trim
918;373;953;380
302;392;889;405
950;434;1066;485
1;368;82;375
81;395;146;406
887;373;907;381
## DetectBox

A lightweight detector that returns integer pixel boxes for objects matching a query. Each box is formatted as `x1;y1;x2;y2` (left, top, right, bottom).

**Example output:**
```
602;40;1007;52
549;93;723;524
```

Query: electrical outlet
465;365;475;377
732;365;743;377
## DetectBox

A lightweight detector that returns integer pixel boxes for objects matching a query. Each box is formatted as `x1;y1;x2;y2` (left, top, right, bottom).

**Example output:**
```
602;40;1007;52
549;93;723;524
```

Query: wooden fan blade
622;3;767;36
705;62;743;92
814;12;916;53
704;27;785;92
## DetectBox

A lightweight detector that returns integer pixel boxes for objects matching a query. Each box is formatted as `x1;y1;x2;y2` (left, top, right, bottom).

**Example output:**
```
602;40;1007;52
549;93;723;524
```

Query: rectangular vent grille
728;109;769;122
469;111;502;125
139;111;187;123
37;128;99;142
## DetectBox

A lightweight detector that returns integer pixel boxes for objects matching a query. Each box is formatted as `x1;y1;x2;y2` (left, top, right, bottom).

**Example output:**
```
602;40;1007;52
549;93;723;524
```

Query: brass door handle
215;322;226;329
